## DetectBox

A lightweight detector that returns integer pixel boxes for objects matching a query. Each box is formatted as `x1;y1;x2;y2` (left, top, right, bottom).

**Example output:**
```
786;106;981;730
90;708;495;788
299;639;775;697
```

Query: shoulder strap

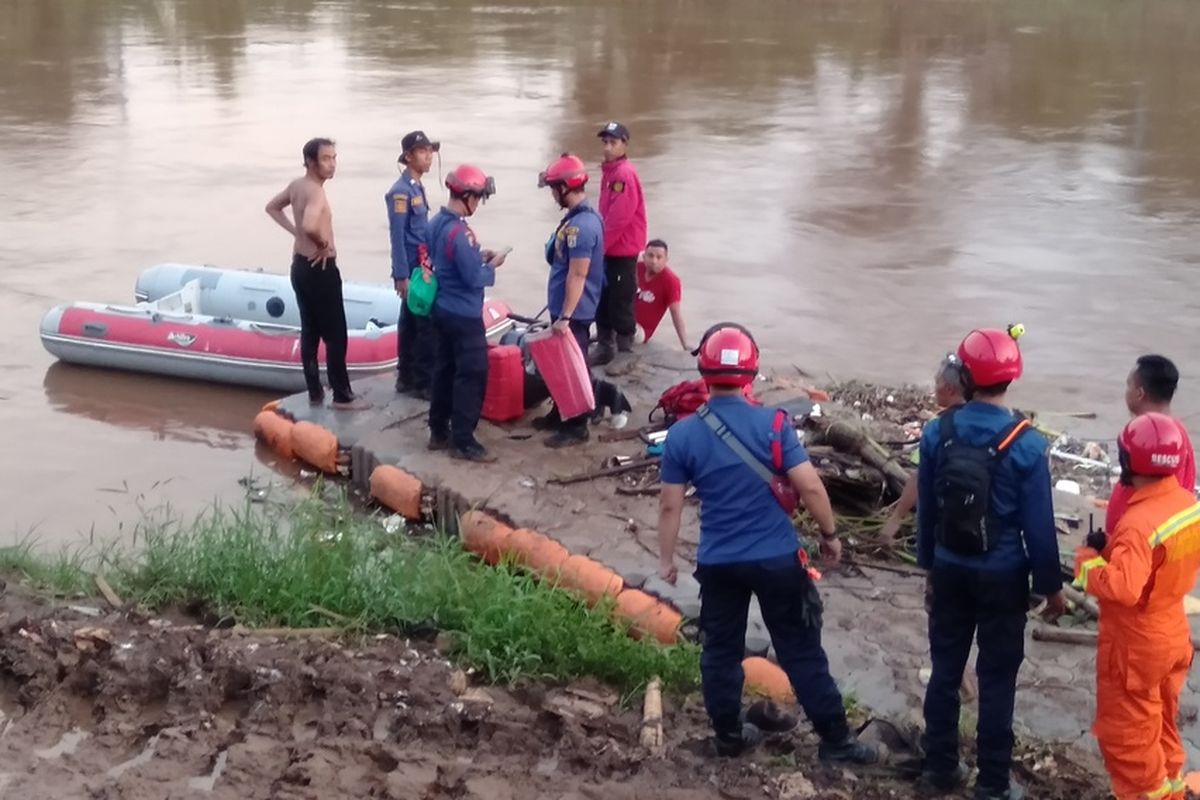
937;406;958;444
697;405;776;486
993;416;1032;454
937;406;1031;455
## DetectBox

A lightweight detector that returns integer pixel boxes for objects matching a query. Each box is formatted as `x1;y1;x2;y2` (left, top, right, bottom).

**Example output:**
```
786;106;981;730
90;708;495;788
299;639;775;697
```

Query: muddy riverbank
0;579;1114;800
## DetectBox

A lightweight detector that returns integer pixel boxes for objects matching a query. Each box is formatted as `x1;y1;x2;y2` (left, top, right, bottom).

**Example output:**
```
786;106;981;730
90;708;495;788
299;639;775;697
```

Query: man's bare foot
331;396;370;411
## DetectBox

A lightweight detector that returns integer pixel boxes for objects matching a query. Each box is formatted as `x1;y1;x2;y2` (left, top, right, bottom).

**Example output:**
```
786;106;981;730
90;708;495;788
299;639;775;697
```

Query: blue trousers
922;563;1028;793
429;309;487;448
696;554;849;741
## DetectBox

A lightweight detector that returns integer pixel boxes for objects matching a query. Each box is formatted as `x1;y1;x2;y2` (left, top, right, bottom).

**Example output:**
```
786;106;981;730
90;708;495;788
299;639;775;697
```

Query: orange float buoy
458;510;514;565
369;465;423;521
742;657;795;703
501;528;570;579
556;555;624;607
613;589;660;639
500;527;539;567
641;602;683;645
253;410;295;460
290;421;339;473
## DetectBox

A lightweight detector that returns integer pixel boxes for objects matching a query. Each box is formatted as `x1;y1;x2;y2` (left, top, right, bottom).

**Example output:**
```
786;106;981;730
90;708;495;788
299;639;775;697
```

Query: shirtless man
265;137;366;409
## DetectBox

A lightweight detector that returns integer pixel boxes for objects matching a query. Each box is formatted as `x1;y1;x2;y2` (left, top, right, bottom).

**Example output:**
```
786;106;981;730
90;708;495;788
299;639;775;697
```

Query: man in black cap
592;121;647;366
388;130;440;399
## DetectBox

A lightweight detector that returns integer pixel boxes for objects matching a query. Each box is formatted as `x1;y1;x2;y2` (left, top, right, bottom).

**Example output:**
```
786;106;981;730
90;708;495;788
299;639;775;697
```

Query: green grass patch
0;488;700;694
0;538;100;596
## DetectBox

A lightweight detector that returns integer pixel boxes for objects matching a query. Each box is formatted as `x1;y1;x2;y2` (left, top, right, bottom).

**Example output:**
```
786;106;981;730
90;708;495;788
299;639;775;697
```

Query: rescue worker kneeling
657;323;880;765
426;165;505;462
1074;413;1200;800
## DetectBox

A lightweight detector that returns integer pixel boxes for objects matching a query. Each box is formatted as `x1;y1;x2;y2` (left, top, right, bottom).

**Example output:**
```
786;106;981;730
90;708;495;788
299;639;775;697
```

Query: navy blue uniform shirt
386;170;429;281
546;202;605;321
917;400;1062;596
428;207;494;318
660;395;809;565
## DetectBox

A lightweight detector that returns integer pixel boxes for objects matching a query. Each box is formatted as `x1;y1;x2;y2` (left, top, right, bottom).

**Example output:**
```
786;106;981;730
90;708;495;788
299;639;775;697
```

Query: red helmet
956;328;1023;388
445;164;496;199
696;323;759;387
1119;412;1185;476
538;154;588;190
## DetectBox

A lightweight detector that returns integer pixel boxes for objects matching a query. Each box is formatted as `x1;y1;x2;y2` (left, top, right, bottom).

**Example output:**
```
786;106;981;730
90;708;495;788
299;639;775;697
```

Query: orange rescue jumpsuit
1074;478;1200;800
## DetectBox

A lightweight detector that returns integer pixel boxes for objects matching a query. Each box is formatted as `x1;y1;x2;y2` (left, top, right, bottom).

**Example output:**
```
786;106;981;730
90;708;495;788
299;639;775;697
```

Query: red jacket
598;157;647;257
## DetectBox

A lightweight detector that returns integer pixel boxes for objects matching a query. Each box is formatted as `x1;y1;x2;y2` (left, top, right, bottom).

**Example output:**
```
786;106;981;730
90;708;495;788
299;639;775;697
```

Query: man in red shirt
634;239;689;350
1105;355;1196;532
592;121;648;366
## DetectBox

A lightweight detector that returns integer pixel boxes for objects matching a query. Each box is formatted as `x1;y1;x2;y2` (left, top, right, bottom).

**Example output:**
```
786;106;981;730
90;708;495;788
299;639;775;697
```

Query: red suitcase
482;344;525;422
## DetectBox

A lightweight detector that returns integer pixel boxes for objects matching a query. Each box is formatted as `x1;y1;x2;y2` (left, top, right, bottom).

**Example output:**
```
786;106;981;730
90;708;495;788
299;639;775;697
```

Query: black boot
918;762;968;793
531;409;561;431
544;426;589;449
817;733;883;766
451;440;497;463
588;340;615;367
975;782;1025;800
713;722;762;758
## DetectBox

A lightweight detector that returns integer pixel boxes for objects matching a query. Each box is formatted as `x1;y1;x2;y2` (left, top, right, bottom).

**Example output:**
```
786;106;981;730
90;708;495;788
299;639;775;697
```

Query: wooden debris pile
563;377;1122;572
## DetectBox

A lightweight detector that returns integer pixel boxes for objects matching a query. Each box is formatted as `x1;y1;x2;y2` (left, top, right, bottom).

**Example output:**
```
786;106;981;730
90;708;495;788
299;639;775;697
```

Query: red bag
766;409;800;515
651;380;759;425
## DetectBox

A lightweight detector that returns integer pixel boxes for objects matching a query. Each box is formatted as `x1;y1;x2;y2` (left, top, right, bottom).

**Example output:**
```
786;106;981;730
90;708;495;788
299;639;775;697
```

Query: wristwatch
820;529;838;541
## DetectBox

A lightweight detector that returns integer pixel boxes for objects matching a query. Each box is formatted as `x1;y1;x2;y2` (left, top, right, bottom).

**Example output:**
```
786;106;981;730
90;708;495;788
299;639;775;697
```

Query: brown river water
2;0;1199;545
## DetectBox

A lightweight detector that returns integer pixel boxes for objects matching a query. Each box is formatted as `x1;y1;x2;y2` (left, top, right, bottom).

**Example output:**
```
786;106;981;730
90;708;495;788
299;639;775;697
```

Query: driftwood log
549;457;661;485
1033;625;1200;651
805;417;911;496
1031;626;1098;646
639;677;664;753
1061;585;1100;619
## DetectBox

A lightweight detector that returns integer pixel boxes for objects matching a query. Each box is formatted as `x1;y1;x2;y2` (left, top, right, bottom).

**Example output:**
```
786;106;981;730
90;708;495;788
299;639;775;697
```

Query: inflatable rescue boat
40;264;515;392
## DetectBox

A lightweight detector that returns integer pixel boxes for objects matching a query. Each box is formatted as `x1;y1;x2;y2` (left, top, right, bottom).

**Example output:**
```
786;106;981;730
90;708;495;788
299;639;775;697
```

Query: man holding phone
426;164;505;462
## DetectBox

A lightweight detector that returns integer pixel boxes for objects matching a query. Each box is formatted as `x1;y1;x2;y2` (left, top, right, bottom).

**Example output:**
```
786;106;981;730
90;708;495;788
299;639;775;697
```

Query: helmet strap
1117;447;1135;486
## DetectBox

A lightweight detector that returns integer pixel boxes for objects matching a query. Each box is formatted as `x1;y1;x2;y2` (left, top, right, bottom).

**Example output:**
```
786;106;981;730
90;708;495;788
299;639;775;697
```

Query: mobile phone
488;245;513;266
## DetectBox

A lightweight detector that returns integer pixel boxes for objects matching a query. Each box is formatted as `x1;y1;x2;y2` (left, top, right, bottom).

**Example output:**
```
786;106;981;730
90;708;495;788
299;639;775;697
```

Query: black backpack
933;408;1032;555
